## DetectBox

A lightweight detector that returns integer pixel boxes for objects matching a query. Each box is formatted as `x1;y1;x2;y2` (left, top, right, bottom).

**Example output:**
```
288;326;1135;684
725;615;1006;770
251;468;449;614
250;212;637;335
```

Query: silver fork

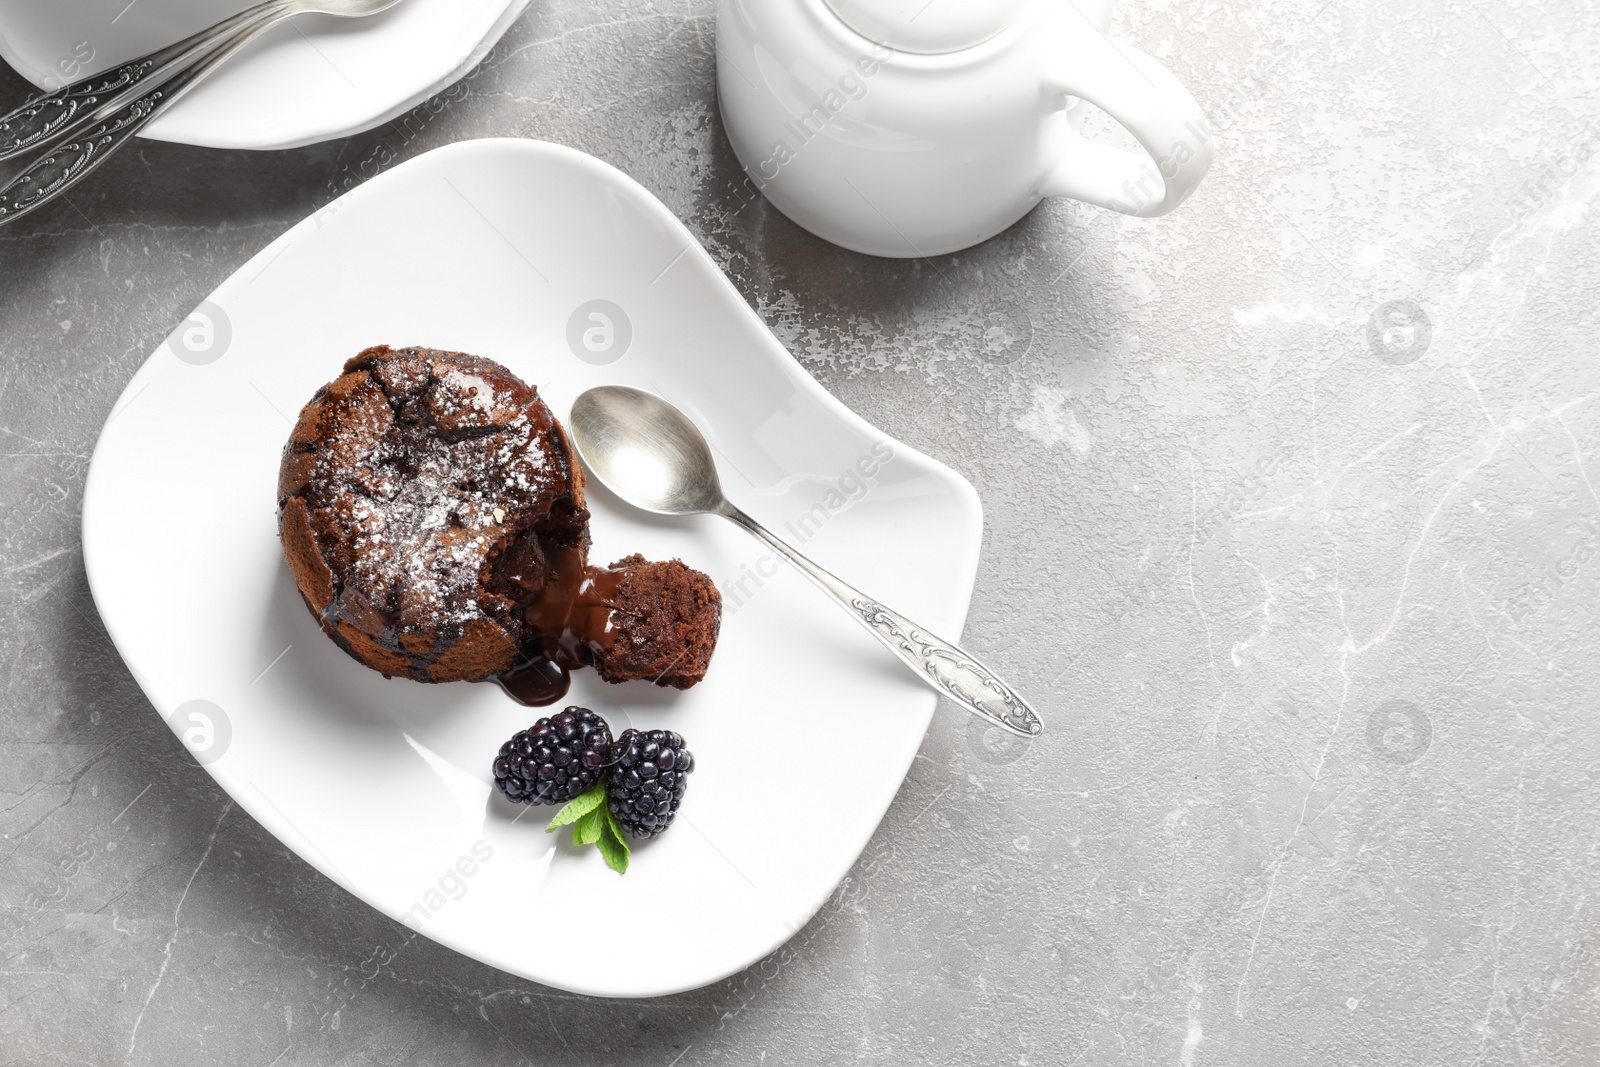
0;0;403;227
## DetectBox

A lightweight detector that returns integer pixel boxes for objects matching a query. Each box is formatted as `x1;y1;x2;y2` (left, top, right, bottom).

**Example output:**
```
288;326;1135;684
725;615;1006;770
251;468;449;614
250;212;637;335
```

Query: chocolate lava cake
276;345;720;699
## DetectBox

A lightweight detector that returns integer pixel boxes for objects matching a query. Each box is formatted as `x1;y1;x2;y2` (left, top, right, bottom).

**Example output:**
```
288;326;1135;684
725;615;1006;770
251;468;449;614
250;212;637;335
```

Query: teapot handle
1039;14;1213;217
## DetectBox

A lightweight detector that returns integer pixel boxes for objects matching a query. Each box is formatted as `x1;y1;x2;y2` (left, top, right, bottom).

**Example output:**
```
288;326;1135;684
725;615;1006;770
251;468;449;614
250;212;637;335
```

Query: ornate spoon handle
719;504;1043;738
0;1;289;162
0;93;166;223
0;9;298;227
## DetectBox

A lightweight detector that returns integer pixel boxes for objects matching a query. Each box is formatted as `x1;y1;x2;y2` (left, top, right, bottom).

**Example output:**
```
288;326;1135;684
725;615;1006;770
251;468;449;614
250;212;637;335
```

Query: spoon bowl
570;386;729;516
568;386;1043;738
315;0;405;13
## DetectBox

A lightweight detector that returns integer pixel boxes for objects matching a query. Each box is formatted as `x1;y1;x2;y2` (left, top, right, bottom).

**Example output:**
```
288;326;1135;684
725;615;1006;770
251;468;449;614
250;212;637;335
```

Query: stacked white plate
0;0;530;148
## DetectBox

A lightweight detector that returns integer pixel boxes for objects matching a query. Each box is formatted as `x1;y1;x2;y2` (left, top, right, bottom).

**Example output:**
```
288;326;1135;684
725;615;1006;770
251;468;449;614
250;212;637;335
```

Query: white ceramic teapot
716;0;1214;257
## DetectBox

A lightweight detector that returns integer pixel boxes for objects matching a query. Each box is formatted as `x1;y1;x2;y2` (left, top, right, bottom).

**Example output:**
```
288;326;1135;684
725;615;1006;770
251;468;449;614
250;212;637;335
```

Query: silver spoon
0;0;404;227
569;385;1043;738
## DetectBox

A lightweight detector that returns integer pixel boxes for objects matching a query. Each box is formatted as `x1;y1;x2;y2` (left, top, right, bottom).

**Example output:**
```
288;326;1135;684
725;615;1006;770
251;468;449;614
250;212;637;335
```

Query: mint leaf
572;806;603;846
546;783;606;831
540;782;631;873
595;809;631;874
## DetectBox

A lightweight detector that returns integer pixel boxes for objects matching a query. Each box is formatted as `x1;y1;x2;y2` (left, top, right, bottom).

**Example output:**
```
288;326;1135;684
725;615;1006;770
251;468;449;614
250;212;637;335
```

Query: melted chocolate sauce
493;655;571;706
488;540;626;706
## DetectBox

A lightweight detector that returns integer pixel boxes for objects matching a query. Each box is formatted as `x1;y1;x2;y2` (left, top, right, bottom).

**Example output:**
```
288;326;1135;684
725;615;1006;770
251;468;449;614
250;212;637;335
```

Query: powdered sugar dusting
289;347;569;644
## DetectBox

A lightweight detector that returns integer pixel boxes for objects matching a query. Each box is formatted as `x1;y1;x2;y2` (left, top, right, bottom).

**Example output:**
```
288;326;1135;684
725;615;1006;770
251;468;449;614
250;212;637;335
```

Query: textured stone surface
3;0;1599;1063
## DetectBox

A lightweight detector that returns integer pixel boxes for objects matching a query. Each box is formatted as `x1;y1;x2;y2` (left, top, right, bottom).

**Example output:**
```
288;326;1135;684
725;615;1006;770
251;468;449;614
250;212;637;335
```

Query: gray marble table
3;1;1598;1063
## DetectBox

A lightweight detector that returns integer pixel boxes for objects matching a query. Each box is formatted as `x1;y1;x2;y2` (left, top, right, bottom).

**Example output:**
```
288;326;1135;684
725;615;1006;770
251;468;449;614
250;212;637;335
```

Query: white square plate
82;139;983;997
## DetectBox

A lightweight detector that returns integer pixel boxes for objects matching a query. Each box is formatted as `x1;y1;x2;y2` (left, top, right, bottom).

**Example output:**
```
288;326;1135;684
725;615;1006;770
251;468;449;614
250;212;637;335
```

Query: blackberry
606;729;694;837
493;707;612;806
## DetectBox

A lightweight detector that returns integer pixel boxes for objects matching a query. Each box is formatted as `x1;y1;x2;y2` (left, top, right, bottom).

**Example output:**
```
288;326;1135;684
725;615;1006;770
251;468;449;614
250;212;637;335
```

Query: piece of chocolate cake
588;555;721;690
277;345;721;701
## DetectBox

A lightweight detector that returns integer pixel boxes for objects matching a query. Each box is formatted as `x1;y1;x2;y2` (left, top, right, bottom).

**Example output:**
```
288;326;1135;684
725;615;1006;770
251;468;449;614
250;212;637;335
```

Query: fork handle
0;0;291;162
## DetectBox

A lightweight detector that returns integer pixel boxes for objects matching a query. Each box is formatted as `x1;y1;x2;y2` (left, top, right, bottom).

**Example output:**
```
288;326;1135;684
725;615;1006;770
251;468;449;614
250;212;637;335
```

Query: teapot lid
822;0;1031;54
